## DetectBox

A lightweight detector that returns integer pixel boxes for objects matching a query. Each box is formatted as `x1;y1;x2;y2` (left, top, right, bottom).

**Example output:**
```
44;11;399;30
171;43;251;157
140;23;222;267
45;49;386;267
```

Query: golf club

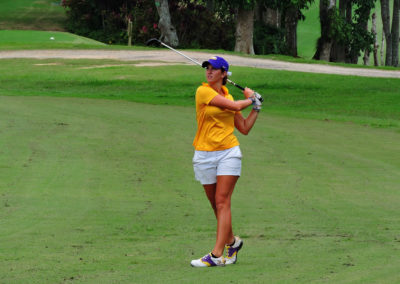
146;38;264;103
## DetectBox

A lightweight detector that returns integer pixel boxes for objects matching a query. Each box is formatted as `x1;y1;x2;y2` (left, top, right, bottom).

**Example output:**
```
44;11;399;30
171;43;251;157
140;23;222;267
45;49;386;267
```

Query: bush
62;0;159;45
253;20;286;55
169;1;236;50
62;0;236;49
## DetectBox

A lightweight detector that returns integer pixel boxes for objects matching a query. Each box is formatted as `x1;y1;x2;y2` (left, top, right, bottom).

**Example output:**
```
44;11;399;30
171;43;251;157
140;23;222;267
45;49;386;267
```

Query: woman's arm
209;87;254;111
234;110;259;135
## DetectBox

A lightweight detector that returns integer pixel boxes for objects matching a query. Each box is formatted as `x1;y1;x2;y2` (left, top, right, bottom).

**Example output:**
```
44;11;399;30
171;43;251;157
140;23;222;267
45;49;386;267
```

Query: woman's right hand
243;87;255;99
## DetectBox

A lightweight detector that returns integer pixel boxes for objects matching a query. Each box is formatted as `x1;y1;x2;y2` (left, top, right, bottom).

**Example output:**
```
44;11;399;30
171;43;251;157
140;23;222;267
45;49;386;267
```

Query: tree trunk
285;5;299;57
372;13;379;66
263;7;281;28
363;43;370;65
391;0;400;66
344;0;352;63
362;6;373;65
381;0;392;65
313;0;336;61
234;8;255;55
381;29;385;64
320;42;333;61
331;0;348;62
155;0;179;47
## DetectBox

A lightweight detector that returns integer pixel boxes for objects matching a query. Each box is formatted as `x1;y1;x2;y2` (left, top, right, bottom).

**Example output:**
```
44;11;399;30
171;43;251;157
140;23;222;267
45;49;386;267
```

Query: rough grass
0;30;106;50
0;58;399;128
0;0;66;31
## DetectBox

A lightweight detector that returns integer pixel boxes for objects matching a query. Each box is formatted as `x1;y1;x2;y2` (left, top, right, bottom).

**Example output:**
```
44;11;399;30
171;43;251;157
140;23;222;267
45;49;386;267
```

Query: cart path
1;49;400;78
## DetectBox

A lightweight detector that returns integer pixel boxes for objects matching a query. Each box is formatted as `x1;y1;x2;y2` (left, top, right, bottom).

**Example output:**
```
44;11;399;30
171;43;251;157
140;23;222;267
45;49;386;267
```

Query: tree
313;0;336;61
227;0;257;54
391;0;399;66
371;12;379;66
62;0;159;45
314;0;376;63
281;0;314;57
168;1;236;50
381;0;392;65
348;0;375;63
380;0;399;66
235;7;255;54
253;3;285;55
209;0;256;54
155;0;179;47
256;0;313;57
330;0;350;62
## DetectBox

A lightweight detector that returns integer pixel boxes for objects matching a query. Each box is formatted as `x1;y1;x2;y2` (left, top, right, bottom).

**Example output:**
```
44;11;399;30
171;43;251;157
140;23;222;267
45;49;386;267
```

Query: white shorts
193;146;242;185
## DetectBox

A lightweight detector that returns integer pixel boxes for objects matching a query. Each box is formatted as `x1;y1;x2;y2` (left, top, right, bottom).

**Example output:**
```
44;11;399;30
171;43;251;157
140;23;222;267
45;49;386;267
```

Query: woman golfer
190;56;261;267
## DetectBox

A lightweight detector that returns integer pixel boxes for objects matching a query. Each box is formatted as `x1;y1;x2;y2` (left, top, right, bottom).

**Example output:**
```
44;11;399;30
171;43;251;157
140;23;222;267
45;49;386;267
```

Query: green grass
0;0;66;31
0;30;161;51
0;45;399;283
0;58;398;128
1;94;399;283
298;3;320;59
0;30;106;50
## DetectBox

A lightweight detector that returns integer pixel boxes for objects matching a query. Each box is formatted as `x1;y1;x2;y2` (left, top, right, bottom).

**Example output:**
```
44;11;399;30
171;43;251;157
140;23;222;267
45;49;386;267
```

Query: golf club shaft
227;79;244;91
148;38;263;101
158;40;244;90
158;41;202;66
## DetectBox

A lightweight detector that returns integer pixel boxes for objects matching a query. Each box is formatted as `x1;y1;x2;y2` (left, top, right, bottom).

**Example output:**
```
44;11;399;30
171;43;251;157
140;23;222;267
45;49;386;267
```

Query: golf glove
252;94;262;112
254;92;264;103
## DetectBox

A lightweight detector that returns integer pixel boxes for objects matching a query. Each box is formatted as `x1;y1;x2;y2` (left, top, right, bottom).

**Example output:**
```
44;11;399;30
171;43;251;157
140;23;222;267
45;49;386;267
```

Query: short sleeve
196;86;217;105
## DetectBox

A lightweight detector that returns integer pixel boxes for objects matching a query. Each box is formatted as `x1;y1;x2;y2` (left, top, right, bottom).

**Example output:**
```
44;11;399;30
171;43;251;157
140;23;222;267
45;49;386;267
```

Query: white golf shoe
225;236;243;265
190;253;225;267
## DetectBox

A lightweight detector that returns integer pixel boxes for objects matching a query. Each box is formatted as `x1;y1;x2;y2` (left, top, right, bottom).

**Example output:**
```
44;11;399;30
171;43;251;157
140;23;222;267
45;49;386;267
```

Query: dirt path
1;49;400;78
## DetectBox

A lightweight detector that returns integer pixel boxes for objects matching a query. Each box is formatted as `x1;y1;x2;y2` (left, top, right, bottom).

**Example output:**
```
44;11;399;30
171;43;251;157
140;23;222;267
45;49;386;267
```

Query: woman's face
205;65;226;85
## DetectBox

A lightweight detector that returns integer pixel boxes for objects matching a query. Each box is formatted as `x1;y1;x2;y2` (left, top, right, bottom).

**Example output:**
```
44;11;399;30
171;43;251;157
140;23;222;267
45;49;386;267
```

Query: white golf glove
252;93;262;112
254;92;264;103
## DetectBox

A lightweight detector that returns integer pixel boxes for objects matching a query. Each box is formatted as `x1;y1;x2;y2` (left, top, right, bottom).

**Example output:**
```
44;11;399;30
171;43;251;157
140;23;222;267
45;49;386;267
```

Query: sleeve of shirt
226;94;241;115
196;86;217;105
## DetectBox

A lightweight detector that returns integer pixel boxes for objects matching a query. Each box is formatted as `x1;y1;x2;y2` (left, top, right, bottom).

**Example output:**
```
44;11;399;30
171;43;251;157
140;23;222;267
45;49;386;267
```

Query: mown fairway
1;59;399;283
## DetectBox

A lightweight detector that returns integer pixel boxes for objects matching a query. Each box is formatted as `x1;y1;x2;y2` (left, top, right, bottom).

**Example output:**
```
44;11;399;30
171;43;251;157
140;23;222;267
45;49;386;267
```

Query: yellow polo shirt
193;83;240;151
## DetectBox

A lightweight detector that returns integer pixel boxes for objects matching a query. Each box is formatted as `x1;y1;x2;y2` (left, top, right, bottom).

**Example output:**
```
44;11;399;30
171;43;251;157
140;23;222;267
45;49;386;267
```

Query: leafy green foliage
254;20;287;54
169;1;236;49
62;0;159;45
329;0;376;63
62;0;236;48
257;0;314;56
219;0;257;10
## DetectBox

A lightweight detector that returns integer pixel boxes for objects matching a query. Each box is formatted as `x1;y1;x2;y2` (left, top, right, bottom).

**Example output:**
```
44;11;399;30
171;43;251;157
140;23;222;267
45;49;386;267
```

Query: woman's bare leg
204;183;235;248
208;175;238;257
203;184;217;217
